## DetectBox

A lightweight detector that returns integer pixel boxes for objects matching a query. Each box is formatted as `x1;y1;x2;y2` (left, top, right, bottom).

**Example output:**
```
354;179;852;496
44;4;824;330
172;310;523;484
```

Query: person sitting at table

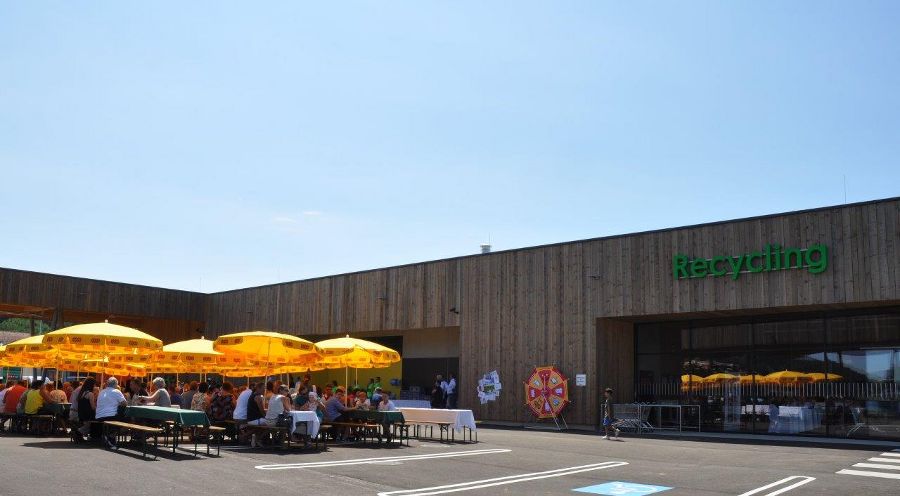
23;379;57;419
139;377;172;407
74;377;97;441
324;388;356;441
371;387;384;404
322;384;333;400
206;383;221;412
2;380;26;415
210;382;235;422
168;383;183;407
181;381;198;409
246;383;267;448
303;391;325;421
264;380;275;403
354;390;371;410
95;377;127;448
234;382;254;422
265;384;297;436
48;381;68;404
190;382;210;411
62;381;75;402
377;391;397;412
293;385;310;409
126;379;143;406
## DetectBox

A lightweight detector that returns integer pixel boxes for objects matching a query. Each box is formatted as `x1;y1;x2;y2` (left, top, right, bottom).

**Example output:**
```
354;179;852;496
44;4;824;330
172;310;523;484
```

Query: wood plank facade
2;197;899;425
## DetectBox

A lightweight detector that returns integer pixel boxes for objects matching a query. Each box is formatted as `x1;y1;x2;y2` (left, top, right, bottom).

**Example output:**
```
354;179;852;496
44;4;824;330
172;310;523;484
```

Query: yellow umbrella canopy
4;335;55;356
42;322;163;355
154;338;223;372
80;358;146;377
214;331;322;369
0;344;16;367
739;374;765;384
680;374;703;383
3;335;90;369
763;370;811;384
803;372;844;383
315;335;401;368
703;373;738;383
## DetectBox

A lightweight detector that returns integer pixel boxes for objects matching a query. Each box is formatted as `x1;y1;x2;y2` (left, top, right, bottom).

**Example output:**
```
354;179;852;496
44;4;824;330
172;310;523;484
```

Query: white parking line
736;476;816;496
867;457;900;464
876;452;900;457
852;463;900;471
836;469;900;480
376;461;628;496
254;448;511;470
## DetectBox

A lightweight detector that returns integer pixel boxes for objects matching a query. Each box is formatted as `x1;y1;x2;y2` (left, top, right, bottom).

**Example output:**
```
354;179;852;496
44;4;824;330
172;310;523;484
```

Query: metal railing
614;403;701;434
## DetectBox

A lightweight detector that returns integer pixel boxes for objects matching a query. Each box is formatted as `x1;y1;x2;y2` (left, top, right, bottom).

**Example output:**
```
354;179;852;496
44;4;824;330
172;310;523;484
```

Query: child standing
602;387;620;440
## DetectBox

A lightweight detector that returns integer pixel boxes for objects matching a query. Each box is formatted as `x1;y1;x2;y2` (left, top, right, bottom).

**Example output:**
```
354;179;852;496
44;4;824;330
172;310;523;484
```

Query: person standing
430;375;445;409
601;388;619;440
445;373;458;409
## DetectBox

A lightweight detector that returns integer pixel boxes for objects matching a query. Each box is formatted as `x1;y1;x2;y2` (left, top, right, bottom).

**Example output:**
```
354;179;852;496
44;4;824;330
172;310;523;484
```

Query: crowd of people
0;372;402;448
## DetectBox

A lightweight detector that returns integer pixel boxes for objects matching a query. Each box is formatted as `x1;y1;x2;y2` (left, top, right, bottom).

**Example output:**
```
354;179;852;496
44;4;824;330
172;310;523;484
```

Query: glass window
755;318;823;348
692;323;752;351
828;314;900;348
636;322;689;354
635;354;681;402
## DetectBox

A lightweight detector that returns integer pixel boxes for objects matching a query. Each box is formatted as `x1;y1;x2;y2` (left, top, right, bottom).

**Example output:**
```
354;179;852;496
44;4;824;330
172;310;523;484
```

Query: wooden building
2;197;898;434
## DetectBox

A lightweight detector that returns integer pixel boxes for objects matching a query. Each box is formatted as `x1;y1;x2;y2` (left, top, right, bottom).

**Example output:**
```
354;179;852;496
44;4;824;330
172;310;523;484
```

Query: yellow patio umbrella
80;358;146;377
763;370;811;384
315;335;401;391
703;373;738;383
152;337;226;381
214;331;322;380
739;374;765;384
803;372;844;383
42;322;163;355
316;335;401;367
3;335;92;381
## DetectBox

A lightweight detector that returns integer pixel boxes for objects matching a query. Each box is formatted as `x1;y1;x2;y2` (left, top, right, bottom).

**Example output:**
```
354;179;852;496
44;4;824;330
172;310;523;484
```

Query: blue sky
1;2;898;292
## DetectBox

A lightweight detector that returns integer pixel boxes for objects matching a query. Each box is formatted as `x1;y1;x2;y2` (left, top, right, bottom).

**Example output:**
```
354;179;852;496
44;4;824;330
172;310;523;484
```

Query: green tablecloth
346;409;404;431
125;406;209;427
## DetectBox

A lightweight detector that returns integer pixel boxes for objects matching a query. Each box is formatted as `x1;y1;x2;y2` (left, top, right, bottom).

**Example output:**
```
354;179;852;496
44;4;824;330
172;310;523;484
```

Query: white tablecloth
394;400;431;409
398;408;476;432
285;410;320;438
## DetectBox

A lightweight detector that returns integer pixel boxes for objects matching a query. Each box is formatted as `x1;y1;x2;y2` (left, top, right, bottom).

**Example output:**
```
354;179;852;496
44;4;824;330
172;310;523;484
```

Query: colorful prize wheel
524;366;569;419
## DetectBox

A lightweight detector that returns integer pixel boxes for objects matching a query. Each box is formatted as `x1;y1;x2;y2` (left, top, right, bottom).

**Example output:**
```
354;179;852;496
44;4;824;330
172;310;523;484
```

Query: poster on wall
477;370;502;404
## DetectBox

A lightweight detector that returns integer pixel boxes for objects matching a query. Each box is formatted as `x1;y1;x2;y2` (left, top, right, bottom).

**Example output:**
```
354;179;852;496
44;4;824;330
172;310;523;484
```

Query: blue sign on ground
573;481;672;495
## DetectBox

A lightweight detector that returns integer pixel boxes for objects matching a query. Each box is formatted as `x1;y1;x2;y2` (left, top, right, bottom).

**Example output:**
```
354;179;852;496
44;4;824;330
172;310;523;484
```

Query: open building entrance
304;326;459;404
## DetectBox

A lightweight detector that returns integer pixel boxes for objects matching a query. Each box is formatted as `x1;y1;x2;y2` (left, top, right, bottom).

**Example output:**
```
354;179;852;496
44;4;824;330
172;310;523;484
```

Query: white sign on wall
575;374;587;386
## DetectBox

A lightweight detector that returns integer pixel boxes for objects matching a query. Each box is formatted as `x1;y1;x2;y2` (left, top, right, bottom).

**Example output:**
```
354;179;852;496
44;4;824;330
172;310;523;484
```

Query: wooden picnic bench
102;420;165;459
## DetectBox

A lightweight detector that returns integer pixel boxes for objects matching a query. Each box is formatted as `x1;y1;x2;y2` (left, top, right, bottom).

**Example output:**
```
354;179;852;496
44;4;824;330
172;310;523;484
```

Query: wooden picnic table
124;406;217;455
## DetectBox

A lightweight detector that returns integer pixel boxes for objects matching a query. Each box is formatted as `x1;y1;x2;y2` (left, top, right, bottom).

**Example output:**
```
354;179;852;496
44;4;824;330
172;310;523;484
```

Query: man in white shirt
233;382;254;421
96;377;127;420
445;373;458;409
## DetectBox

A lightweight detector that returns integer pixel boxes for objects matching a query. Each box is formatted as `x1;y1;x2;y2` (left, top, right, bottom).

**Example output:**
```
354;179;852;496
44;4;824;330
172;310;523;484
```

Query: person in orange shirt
2;380;27;414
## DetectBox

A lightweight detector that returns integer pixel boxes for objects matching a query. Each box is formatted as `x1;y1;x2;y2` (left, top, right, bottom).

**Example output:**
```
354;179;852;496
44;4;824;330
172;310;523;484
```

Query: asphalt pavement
1;427;898;495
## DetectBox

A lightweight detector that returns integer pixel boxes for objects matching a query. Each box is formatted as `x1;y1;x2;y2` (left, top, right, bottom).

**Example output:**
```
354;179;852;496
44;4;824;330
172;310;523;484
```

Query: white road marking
254;448;511;470
876;452;900;457
867;457;900;464
736;476;816;496
836;469;900;480
852;463;900;471
376;461;628;496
